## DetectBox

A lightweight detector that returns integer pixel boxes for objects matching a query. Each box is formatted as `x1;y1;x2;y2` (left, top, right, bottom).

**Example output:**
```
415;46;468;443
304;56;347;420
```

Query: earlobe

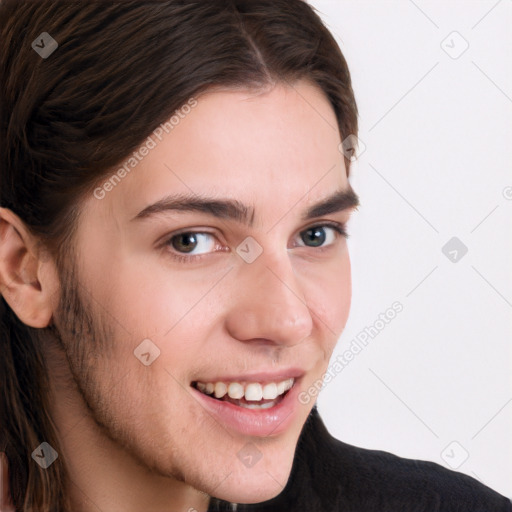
0;207;56;328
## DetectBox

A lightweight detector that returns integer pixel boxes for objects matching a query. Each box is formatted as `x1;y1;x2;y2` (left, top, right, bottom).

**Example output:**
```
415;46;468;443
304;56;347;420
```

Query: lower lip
191;381;302;437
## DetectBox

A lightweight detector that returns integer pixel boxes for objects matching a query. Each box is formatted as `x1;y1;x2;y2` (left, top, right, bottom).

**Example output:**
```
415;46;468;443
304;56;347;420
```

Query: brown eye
170;232;200;253
166;232;217;256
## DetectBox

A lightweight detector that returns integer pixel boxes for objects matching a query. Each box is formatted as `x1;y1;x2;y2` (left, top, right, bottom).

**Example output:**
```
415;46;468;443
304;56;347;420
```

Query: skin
0;79;358;511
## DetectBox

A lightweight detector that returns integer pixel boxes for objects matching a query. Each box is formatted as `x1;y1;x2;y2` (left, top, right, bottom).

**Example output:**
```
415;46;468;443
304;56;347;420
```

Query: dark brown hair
0;1;358;510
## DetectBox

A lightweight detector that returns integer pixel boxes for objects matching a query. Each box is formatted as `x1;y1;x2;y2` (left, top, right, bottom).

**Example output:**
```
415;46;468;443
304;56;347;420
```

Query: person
0;1;510;511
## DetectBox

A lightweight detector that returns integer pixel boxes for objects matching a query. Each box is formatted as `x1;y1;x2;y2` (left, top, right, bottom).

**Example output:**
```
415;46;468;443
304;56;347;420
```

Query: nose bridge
225;241;313;346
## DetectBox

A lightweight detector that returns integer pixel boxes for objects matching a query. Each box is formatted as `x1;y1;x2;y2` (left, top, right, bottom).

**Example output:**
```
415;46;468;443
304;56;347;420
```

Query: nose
224;246;314;348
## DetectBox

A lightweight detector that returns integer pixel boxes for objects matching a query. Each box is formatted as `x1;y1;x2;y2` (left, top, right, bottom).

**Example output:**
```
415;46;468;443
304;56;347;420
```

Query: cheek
91;256;229;378
93;253;219;333
303;250;352;348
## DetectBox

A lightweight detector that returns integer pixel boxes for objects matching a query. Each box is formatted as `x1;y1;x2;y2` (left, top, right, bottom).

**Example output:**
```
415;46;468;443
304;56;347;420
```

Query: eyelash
162;221;349;264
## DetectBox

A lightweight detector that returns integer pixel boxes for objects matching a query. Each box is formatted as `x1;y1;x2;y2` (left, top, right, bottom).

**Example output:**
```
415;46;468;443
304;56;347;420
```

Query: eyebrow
131;186;360;227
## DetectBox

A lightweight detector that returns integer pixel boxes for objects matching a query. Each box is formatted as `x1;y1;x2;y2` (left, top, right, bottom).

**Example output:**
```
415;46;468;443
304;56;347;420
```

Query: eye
295;222;348;248
166;231;218;260
162;221;348;263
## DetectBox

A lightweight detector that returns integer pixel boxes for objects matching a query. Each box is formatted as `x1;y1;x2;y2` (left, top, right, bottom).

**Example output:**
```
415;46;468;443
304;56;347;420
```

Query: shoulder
298;407;512;512
331;438;510;511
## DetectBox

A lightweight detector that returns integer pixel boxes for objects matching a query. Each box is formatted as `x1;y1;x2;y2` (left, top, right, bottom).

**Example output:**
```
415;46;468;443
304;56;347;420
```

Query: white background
309;0;512;498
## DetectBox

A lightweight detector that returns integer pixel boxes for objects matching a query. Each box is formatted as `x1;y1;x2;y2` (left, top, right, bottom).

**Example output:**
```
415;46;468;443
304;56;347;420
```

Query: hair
0;1;358;510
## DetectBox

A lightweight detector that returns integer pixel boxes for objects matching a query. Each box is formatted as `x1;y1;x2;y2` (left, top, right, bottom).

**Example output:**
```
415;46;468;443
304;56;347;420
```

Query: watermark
441;236;468;263
338;134;366;162
503;186;512;200
237;442;263;468
440;441;469;469
440;31;469;60
298;301;403;404
236;236;263;263
134;338;161;366
31;442;58;469
151;97;198;141
31;32;58;59
93;97;198;200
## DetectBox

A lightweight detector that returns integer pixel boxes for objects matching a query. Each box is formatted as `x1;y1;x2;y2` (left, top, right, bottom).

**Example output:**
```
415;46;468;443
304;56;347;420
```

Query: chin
210;452;294;504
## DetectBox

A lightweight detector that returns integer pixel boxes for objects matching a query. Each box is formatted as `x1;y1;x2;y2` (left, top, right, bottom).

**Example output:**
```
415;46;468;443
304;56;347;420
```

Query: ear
0;207;58;328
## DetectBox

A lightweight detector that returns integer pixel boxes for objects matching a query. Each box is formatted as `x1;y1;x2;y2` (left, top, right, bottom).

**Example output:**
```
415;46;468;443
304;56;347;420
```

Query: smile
190;373;304;436
193;378;294;409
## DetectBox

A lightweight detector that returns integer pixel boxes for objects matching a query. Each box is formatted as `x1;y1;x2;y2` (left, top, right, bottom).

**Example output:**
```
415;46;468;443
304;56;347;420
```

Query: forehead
87;79;348;225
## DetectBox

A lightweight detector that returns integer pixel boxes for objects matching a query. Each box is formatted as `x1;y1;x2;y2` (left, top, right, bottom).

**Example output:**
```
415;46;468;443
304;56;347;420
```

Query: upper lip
192;368;305;384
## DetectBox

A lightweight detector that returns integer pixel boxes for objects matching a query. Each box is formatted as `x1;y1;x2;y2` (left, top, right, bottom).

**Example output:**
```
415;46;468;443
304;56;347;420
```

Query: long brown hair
0;1;358;510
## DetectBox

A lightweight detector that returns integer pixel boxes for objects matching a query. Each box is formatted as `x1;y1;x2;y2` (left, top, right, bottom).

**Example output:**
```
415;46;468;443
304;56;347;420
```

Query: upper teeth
196;378;294;401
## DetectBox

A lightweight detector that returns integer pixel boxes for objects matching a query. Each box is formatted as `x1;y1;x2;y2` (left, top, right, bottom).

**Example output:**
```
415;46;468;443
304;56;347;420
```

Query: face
51;79;358;504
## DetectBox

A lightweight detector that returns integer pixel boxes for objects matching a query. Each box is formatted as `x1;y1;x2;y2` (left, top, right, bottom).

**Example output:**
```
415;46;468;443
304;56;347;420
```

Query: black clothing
209;405;512;511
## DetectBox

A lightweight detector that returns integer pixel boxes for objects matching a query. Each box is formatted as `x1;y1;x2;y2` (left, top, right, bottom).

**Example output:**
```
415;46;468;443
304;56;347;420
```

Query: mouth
192;378;294;410
190;372;304;437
